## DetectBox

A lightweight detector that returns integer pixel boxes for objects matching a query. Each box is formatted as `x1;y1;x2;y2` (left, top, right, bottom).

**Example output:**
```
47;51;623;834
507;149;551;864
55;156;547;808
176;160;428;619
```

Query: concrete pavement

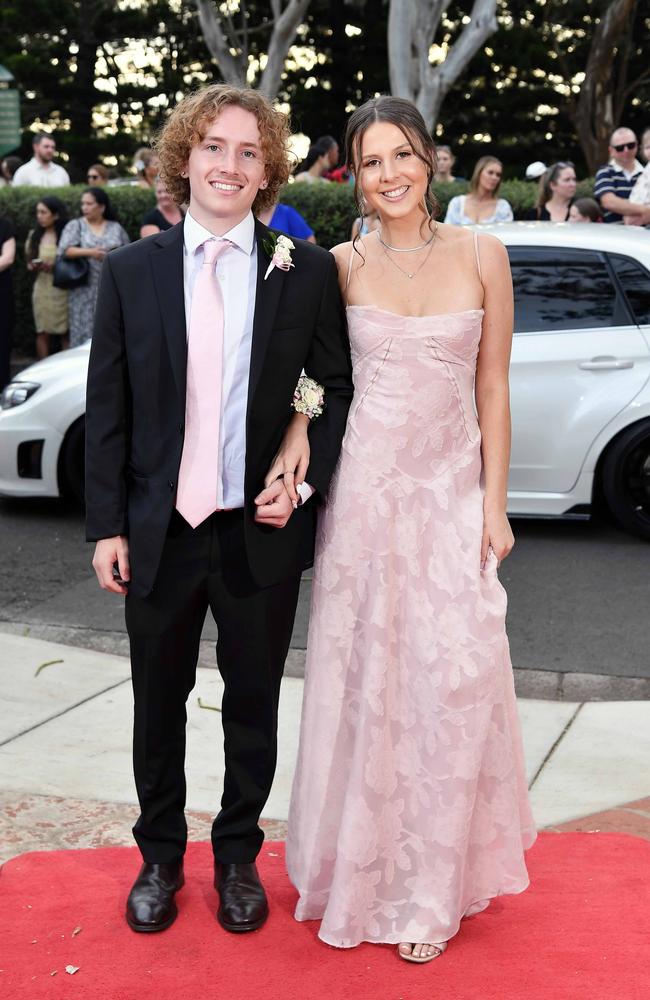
2;632;650;863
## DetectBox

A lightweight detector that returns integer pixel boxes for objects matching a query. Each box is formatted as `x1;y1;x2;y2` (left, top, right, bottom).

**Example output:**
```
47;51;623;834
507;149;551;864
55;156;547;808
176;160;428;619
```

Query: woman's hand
92;247;107;260
264;413;310;505
481;505;514;567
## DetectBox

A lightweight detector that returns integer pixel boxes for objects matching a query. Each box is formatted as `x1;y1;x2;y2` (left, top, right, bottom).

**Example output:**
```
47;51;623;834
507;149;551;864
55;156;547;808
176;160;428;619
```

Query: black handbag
53;218;91;289
53;254;90;289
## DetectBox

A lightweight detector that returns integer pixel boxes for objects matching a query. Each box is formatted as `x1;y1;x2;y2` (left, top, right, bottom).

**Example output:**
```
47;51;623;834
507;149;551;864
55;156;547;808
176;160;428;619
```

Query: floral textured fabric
286;304;537;948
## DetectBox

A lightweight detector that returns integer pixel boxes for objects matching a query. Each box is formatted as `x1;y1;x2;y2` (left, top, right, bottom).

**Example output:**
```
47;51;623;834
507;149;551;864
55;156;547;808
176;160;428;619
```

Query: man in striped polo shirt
594;127;650;224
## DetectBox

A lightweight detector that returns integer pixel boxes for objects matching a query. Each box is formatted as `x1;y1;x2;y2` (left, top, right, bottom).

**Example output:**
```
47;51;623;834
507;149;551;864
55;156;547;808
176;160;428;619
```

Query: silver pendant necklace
380;223;438;279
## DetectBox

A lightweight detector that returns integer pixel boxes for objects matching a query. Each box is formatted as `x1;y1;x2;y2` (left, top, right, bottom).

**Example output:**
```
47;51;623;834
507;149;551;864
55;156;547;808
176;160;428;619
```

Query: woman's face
436;149;453;174
145;155;159;181
551;166;577;200
155;181;173;207
36;202;56;228
642;134;650;163
357;121;430;221
568;204;590;223
81;193;104;221
478;161;502;193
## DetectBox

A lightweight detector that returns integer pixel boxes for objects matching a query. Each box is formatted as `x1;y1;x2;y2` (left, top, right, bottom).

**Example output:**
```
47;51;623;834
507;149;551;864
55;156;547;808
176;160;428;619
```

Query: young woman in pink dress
281;97;536;964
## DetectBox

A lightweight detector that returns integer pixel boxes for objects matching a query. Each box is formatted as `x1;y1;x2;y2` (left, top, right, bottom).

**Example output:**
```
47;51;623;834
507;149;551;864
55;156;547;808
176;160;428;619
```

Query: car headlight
1;382;41;409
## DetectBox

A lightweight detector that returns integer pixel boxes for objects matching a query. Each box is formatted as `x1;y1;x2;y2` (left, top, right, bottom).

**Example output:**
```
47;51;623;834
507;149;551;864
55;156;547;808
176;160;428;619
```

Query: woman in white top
445;156;513;225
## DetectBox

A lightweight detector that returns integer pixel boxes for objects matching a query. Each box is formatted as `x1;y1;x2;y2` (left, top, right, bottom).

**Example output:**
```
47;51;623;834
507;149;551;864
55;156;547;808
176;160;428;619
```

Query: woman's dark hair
344;95;439;239
572;196;602;222
1;155;22;180
297;137;332;173
82;186;119;221
536;161;575;209
29;196;68;259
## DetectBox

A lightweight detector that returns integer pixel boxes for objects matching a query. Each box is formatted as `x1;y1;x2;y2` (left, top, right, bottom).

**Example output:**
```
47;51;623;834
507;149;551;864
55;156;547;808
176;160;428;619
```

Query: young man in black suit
85;85;352;934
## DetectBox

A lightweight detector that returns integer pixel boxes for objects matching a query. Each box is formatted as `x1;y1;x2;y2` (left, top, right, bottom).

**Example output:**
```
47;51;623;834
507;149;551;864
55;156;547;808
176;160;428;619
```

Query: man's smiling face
185;104;268;232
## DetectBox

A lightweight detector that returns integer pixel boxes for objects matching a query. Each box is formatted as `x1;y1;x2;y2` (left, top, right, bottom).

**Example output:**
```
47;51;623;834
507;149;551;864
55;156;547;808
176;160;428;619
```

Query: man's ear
259;175;268;190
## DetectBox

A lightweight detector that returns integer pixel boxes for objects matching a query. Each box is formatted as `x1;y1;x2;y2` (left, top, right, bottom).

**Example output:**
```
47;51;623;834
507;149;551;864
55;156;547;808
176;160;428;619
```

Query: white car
1;223;649;539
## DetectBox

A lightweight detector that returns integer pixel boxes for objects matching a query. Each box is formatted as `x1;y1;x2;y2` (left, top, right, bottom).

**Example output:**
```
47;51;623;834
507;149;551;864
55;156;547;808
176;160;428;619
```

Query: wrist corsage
292;375;325;419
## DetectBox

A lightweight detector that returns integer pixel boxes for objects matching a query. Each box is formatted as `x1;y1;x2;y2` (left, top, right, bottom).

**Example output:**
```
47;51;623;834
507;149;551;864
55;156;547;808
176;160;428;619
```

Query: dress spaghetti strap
473;229;483;283
345;240;356;294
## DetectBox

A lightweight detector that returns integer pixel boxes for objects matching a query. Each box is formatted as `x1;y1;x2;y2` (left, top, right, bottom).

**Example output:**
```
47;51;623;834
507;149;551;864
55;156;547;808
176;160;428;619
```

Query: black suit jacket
85;218;352;598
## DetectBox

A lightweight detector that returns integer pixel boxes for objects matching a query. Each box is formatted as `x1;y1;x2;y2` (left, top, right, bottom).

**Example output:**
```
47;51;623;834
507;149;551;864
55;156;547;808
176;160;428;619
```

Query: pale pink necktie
176;238;231;528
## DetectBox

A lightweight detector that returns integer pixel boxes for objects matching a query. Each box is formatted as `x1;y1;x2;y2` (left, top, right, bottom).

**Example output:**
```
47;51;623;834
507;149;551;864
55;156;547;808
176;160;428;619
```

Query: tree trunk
67;0;111;173
571;0;638;174
193;0;311;98
193;0;248;86
259;0;311;97
387;0;497;132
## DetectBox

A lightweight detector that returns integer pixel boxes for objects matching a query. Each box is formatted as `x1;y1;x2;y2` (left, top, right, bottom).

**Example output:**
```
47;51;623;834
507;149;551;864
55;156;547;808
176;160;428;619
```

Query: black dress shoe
214;862;269;933
126;861;184;933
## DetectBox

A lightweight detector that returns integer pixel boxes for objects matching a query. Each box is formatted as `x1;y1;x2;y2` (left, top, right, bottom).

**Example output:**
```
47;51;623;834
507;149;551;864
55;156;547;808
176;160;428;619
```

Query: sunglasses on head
613;141;637;152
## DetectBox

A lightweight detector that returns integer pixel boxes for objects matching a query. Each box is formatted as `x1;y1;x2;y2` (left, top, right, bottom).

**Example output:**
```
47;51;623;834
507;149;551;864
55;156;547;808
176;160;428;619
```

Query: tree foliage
0;0;647;181
0;0;207;175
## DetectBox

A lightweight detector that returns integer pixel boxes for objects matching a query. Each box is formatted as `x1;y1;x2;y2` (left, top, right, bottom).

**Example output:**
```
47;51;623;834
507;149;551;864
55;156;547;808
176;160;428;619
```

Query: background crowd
1;118;649;391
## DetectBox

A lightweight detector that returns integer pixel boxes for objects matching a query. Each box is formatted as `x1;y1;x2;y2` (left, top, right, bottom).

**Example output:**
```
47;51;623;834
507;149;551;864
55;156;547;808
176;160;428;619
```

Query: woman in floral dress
58;187;129;347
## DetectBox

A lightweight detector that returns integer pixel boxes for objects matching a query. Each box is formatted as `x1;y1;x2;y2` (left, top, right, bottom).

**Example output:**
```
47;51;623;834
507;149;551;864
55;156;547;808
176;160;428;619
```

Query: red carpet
1;833;648;1000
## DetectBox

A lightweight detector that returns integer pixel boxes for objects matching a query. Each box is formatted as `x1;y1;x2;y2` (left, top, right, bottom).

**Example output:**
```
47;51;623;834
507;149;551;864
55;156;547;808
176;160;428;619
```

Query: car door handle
578;356;634;371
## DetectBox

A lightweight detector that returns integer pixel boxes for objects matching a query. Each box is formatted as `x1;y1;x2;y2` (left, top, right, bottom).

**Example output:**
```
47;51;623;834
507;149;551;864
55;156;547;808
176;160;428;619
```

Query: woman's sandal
397;941;447;964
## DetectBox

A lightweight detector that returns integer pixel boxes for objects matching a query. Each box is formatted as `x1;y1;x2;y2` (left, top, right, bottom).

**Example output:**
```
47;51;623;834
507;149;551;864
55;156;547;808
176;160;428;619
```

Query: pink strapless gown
286;306;537;948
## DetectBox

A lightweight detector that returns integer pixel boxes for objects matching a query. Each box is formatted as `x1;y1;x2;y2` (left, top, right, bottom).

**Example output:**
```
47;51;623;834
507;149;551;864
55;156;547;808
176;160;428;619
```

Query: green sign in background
0;63;21;157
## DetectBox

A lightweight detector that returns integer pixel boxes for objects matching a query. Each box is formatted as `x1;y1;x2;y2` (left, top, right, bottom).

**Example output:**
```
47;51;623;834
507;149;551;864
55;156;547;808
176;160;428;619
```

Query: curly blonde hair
154;84;292;212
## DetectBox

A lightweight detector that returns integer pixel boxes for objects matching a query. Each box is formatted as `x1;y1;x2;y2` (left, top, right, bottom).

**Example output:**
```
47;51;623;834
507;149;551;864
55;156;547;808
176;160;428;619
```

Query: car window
507;247;629;333
609;254;650;326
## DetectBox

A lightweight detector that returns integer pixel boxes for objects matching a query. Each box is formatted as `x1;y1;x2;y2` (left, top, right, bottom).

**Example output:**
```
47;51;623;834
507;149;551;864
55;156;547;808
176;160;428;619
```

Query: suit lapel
248;219;287;408
150;222;187;403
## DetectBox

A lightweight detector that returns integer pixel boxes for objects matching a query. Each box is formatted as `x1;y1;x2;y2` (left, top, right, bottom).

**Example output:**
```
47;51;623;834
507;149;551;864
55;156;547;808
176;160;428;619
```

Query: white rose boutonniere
263;233;295;280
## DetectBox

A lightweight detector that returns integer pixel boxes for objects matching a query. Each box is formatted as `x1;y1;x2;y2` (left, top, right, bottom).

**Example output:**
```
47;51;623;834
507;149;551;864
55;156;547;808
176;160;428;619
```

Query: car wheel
60;417;85;504
601;420;650;540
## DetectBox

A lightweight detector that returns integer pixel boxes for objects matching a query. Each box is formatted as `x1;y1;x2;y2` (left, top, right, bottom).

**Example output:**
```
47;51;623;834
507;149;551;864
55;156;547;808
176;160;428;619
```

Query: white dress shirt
183;210;257;510
12;157;70;187
183;209;314;511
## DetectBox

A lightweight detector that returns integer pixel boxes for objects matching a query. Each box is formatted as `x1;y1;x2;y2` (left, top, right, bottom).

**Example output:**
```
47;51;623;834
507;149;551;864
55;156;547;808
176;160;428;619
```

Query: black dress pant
125;508;301;865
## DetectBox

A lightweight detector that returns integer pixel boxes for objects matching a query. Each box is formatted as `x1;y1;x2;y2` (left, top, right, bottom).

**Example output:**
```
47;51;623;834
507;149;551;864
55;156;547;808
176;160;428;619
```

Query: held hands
263;413;310;506
92;535;130;595
254;479;295;528
480;506;514;569
255;413;310;528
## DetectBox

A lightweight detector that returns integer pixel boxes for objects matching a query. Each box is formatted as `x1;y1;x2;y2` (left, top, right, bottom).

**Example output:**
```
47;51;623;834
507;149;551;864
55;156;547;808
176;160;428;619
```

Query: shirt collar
30;157;55;172
608;158;643;177
184;210;255;258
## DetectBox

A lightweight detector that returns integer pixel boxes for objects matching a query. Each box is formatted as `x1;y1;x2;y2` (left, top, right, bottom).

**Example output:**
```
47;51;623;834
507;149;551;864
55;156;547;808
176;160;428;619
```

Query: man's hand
92;535;130;594
254;479;294;529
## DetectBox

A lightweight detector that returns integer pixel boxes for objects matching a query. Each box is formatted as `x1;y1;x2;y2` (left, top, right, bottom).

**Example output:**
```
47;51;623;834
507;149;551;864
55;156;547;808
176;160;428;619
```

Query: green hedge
0;185;155;356
1;177;594;358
